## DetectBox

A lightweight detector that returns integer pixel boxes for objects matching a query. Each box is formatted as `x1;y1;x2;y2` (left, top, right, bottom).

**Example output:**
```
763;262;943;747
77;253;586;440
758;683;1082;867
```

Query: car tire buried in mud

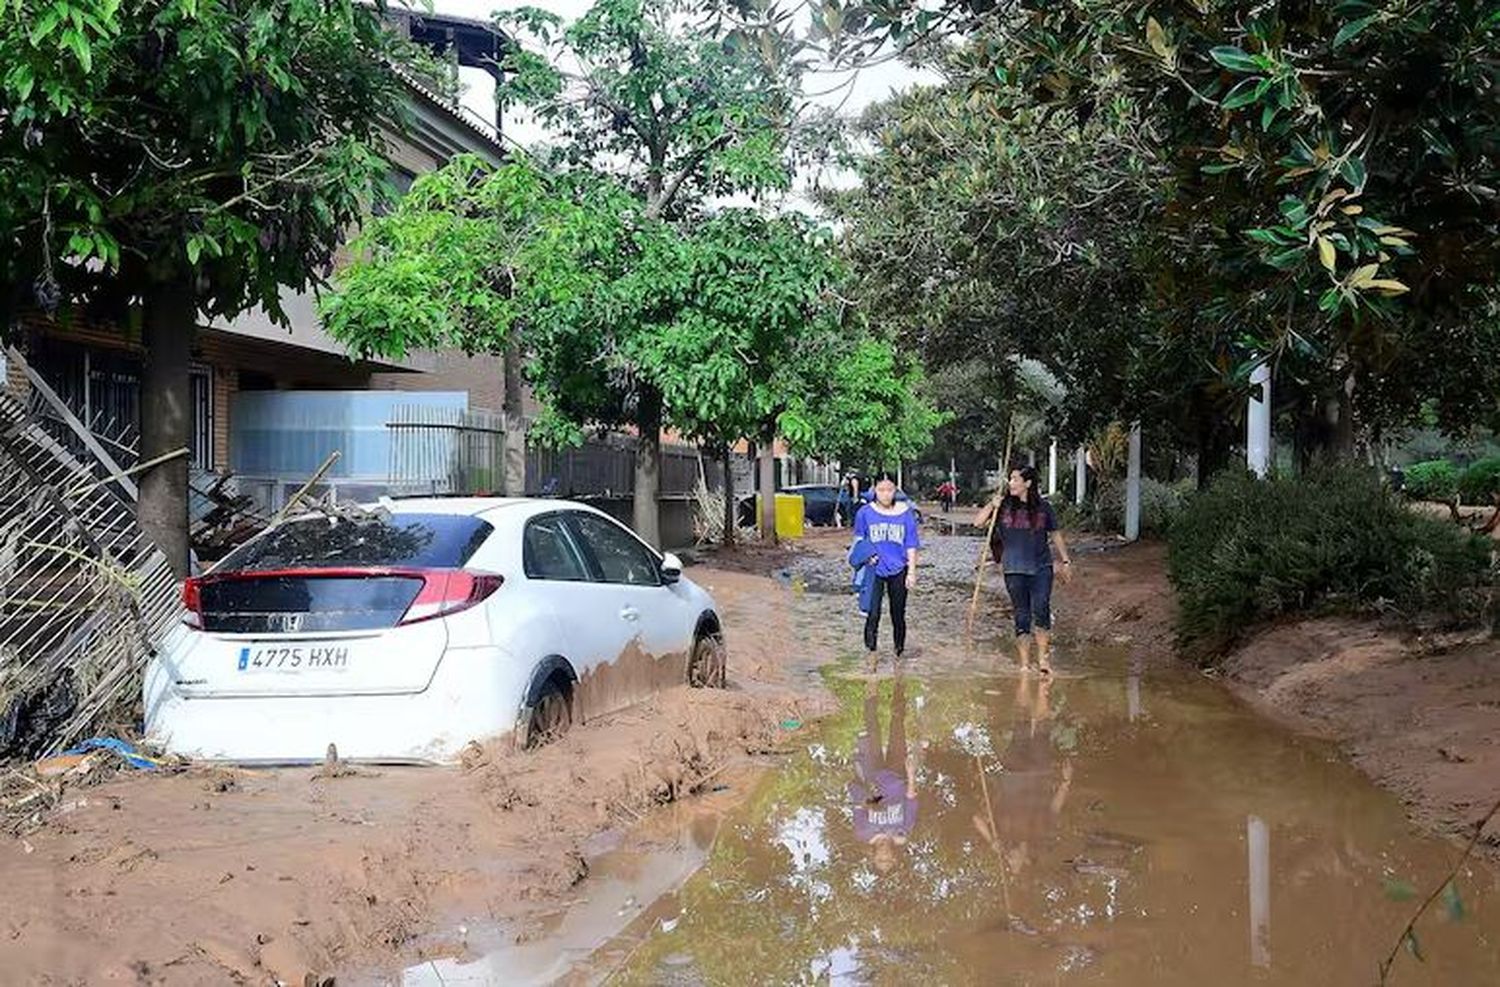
689;634;727;689
522;675;574;749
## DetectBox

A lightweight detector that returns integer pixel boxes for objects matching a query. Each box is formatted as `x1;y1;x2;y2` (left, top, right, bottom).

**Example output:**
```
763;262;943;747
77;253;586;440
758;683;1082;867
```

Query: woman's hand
1059;562;1074;586
905;568;917;590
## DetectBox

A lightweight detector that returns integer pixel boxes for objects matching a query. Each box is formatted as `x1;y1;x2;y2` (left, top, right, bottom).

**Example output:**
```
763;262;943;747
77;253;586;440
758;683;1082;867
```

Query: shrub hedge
1168;466;1493;662
1402;459;1460;502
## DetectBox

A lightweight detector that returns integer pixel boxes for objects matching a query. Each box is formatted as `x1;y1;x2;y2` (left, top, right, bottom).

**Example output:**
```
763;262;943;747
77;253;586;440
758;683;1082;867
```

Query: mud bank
0;566;831;986
1222;618;1500;855
1058;538;1500;860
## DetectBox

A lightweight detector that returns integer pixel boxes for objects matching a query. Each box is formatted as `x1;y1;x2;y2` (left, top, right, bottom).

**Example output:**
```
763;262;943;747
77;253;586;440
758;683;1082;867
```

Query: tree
826;1;1500;465
1;0;412;574
491;0;804;545
324;152;941;545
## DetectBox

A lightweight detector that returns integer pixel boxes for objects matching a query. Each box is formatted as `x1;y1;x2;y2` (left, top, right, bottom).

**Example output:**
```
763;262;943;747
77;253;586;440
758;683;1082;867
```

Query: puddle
398;536;1500;985
581;655;1500;986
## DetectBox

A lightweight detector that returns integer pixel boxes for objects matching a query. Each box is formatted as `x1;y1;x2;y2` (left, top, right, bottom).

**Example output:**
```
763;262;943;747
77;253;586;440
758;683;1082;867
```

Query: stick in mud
967;418;1015;637
273;450;342;525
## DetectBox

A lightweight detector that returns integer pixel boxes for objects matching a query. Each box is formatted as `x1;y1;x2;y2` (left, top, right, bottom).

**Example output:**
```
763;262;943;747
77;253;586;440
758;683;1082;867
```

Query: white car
143;498;725;764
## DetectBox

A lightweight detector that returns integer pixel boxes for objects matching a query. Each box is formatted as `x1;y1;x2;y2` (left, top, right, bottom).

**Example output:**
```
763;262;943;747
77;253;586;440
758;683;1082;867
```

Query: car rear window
219;512;493;572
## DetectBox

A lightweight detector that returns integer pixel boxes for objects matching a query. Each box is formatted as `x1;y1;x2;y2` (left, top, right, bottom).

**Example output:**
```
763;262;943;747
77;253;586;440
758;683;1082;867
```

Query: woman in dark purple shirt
974;465;1074;673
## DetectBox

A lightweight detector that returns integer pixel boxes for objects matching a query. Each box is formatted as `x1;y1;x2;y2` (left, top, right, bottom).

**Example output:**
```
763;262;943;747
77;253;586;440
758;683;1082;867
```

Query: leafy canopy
2;0;415;320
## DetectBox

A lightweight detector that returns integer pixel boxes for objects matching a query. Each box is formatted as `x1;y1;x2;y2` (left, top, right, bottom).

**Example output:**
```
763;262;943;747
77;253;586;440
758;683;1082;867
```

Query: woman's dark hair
871;470;899;485
1001;464;1047;528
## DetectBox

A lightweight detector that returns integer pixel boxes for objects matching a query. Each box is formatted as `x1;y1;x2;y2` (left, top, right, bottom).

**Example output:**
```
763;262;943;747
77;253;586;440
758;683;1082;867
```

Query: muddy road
4;529;1498;985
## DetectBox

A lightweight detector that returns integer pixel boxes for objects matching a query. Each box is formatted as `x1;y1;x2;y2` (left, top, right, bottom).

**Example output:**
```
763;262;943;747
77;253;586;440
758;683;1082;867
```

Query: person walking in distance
854;471;921;672
974;465;1073;674
937;479;957;514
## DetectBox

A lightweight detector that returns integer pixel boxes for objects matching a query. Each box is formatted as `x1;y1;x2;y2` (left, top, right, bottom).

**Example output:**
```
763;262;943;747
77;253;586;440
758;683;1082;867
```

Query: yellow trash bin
755;493;805;539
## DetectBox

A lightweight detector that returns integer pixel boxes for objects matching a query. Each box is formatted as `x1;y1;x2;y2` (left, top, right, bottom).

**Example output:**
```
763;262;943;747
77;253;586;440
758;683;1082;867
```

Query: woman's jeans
1003;567;1054;636
864;571;908;655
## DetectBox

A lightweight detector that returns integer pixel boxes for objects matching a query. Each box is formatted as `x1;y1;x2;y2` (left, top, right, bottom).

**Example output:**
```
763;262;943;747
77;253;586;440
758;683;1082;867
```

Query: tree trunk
138;283;194;578
721;445;736;548
758;441;777;544
501;335;525;497
633;385;663;548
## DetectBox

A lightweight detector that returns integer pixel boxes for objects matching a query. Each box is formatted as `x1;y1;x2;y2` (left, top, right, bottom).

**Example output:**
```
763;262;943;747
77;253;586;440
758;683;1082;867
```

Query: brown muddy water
403;539;1500;986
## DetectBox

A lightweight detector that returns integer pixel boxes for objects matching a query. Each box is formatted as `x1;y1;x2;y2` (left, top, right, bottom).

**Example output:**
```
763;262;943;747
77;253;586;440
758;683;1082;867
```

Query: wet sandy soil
4;529;1498;985
0;565;829;986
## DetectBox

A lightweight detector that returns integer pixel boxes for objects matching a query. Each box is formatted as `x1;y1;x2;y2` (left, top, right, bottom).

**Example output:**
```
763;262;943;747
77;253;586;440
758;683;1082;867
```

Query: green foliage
495;0;801;215
1458;456;1500;504
322;157;547;360
1402;460;1460;503
326;0;942;501
1168;468;1493;661
1077;477;1186;537
2;0;410;319
825;0;1500;458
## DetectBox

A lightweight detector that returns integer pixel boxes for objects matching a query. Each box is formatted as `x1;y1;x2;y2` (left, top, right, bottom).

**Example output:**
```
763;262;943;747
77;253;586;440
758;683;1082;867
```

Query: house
8;12;530;497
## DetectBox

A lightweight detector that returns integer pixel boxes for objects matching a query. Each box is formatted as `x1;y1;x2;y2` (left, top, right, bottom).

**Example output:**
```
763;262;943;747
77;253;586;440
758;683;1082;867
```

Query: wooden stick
273;450;341;525
1378;792;1500;984
63;447;190;500
967;418;1015;634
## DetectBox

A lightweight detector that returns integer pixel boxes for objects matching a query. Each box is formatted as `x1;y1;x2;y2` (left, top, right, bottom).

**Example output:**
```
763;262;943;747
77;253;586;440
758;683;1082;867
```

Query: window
567;513;661;586
220;513;493;572
189;365;213;468
523;514;590;581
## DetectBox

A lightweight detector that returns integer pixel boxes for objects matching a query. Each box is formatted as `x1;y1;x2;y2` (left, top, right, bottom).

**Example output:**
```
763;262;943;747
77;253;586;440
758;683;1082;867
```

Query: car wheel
688;633;727;689
522;674;573;750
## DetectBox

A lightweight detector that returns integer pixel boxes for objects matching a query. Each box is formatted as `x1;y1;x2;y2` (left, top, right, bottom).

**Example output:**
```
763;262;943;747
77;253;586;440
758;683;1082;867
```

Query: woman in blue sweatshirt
853;471;921;671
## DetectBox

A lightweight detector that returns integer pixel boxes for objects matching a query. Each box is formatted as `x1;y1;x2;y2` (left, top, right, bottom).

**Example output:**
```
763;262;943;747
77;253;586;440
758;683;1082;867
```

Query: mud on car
146;498;726;763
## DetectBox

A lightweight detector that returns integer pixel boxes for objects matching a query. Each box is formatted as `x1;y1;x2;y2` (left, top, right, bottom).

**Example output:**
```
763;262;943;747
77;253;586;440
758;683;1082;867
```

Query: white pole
1075;445;1087;505
1048;439;1058;496
1125;422;1142;541
1248;361;1272;478
1248;815;1271;968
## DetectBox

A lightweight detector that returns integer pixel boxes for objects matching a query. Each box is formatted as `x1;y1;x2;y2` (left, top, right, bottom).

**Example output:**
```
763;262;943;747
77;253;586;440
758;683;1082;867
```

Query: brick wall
370;350;536;414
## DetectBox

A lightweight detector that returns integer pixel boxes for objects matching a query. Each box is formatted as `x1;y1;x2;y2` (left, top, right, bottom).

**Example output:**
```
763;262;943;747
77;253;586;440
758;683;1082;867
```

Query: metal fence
387;404;514;496
526;435;711;498
0;350;182;758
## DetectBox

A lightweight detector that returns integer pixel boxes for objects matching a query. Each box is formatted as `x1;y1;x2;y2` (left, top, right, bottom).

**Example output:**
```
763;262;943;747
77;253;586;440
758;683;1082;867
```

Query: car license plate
236;645;350;672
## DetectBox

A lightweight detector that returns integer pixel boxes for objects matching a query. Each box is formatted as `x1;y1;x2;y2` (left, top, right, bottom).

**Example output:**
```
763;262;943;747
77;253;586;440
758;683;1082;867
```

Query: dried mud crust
0;566;831;986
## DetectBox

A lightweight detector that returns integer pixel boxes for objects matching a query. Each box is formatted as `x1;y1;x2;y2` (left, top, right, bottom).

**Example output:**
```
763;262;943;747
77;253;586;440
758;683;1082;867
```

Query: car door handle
620;606;640;622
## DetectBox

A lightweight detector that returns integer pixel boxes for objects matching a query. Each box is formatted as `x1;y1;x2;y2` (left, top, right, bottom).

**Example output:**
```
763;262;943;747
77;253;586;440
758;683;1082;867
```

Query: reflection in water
851;675;918;876
601;657;1500;986
1249;814;1271;969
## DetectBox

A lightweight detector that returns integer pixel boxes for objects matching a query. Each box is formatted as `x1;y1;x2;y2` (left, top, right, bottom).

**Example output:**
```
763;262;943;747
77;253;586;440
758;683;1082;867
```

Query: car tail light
400;570;503;625
181;577;203;629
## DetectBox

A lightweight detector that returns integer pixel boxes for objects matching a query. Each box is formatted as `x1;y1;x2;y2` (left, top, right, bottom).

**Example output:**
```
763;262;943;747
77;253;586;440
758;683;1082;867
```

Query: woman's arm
974;498;997;527
1051;530;1073;584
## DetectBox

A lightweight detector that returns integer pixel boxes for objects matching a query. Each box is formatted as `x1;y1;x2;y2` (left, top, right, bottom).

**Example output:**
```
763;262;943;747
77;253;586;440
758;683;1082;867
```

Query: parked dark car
737;485;922;530
782;484;840;526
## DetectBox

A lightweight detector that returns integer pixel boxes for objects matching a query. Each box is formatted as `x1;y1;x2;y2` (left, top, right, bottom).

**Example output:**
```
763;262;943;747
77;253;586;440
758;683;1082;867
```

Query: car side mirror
660;552;684;584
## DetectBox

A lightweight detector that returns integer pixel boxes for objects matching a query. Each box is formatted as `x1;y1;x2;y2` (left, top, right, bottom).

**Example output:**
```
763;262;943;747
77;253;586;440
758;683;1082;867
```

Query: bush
1459;456;1500;504
1168;467;1493;662
1073;477;1186;535
1403;459;1460;502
